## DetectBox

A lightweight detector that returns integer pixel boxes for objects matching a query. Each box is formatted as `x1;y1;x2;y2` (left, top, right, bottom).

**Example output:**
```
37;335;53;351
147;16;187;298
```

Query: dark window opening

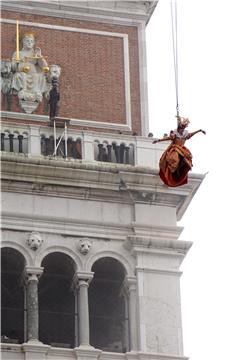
1;248;25;344
89;257;129;353
39;252;75;348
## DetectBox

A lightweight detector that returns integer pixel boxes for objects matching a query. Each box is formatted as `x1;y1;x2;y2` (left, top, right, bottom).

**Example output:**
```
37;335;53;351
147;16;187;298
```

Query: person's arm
187;129;206;139
152;132;175;144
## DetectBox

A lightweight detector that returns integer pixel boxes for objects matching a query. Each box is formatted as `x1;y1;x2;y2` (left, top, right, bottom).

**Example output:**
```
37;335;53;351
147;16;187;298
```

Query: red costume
159;130;192;187
153;117;205;187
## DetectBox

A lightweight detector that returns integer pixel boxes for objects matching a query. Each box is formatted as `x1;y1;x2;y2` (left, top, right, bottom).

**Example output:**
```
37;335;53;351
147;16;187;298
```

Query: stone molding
125;236;192;254
0;345;189;360
1;153;204;221
74;346;102;360
135;267;183;278
1;1;158;26
1;111;131;131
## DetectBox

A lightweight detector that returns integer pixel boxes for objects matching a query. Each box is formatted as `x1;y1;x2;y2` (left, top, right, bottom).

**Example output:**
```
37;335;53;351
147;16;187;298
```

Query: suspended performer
152;116;206;187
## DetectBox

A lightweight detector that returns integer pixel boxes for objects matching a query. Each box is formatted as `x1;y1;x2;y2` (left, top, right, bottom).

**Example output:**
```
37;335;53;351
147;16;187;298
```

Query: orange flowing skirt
159;144;192;187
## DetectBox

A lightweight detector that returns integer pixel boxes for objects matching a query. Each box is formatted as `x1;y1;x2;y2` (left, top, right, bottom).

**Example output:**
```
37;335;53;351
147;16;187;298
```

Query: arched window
39;252;75;348
1;247;25;344
89;257;128;353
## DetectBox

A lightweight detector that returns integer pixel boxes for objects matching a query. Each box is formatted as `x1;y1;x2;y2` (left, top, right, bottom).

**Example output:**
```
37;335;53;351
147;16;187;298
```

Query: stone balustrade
1;123;168;170
1;131;28;154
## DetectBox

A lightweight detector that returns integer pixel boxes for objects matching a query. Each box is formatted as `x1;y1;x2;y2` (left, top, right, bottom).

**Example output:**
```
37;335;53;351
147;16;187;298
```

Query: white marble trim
1;18;127;38
1;111;131;131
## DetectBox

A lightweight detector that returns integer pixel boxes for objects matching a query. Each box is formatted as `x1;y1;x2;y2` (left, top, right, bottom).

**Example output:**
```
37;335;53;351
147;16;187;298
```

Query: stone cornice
1;1;158;26
1;153;204;220
125;235;192;256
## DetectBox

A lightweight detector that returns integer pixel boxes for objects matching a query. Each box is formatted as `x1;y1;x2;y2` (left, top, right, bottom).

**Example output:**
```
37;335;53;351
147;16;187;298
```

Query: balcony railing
1;123;167;170
1;131;28;154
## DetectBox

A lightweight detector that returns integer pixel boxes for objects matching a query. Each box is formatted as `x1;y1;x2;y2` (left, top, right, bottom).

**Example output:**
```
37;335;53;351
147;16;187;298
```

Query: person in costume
152;116;206;187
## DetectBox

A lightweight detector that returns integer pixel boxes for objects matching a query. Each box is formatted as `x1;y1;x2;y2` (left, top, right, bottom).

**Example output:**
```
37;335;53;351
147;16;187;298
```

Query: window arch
39;252;76;348
89;257;129;352
1;247;26;344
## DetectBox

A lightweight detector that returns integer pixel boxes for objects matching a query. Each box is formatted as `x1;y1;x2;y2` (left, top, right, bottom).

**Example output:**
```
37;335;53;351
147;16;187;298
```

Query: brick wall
1;11;142;135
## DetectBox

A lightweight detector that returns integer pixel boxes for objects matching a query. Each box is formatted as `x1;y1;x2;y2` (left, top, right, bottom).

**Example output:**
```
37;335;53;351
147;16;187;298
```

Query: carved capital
23;266;44;284
124;276;137;293
72;271;94;290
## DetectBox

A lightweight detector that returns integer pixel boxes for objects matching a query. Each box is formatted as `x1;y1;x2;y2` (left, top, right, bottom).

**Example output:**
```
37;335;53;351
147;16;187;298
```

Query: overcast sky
146;1;240;359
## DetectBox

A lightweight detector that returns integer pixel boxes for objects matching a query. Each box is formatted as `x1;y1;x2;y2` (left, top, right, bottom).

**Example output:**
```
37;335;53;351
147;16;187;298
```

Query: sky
146;1;240;359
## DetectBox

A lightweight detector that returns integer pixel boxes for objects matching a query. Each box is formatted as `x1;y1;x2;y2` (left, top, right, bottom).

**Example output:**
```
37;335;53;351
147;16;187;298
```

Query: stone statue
11;32;49;112
78;238;92;255
0;60;13;110
1;60;12;95
26;231;43;251
49;80;60;119
47;64;61;84
1;28;61;114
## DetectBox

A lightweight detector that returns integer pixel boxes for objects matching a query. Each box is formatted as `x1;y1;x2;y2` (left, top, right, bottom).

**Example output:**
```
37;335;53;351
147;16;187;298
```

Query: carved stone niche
26;231;43;251
77;238;92;255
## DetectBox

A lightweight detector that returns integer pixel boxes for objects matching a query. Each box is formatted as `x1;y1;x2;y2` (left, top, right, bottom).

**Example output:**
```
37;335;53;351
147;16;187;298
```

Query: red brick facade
1;10;142;134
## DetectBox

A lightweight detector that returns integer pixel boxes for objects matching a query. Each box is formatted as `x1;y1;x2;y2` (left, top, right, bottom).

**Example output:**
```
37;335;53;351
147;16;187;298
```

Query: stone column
24;266;43;342
73;272;93;348
22;266;49;360
125;276;138;352
73;272;101;360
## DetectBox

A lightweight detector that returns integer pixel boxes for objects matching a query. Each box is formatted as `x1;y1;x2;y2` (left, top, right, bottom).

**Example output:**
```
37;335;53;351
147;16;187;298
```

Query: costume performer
152;116;206;187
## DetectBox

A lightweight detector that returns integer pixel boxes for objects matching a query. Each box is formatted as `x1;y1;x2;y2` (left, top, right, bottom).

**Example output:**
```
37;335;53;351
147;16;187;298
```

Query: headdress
177;116;190;127
21;32;36;41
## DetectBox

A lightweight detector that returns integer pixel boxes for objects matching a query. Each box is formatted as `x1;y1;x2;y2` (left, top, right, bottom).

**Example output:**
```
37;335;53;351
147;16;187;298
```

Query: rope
170;0;179;116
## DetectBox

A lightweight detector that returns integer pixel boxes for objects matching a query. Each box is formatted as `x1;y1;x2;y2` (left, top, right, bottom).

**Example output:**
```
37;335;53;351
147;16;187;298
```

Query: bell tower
1;1;203;360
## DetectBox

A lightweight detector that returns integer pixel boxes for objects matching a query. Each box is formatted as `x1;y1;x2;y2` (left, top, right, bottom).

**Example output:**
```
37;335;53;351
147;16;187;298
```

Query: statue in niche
152;116;206;187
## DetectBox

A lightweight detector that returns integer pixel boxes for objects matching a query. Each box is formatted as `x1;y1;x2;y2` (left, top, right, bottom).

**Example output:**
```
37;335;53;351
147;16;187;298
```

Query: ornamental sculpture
1;20;61;114
77;238;92;255
26;231;43;251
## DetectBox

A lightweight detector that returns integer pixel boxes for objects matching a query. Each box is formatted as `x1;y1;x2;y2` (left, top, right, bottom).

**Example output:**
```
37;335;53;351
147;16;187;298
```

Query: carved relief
77;238;92;255
26;231;43;251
